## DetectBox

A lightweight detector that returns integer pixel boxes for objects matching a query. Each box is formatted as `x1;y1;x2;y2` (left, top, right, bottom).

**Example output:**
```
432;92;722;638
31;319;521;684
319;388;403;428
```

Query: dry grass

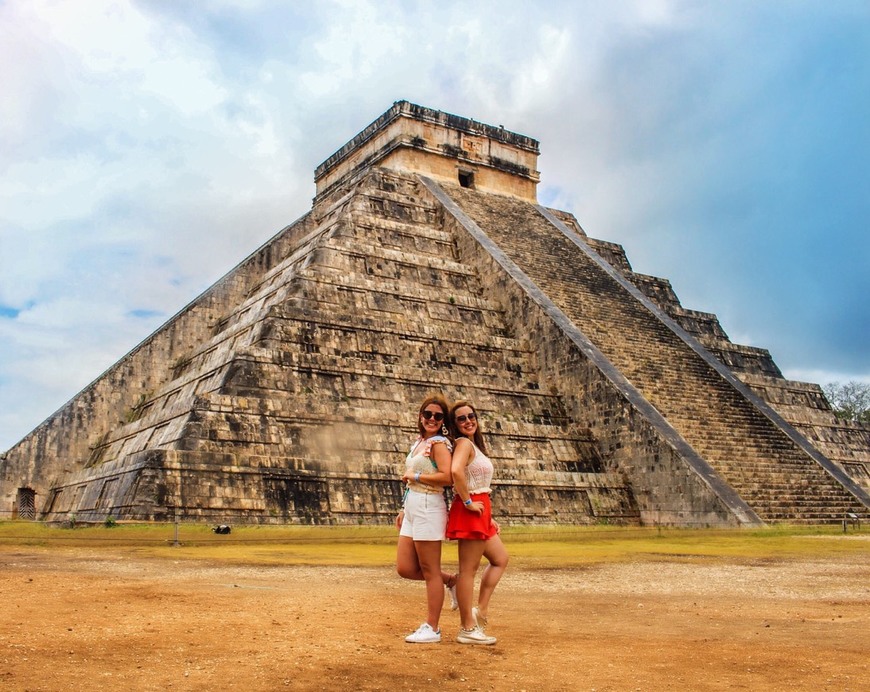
1;521;866;567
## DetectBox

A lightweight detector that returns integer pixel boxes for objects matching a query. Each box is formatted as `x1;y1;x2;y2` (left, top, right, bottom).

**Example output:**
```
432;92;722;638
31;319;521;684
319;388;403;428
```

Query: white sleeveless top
462;440;493;494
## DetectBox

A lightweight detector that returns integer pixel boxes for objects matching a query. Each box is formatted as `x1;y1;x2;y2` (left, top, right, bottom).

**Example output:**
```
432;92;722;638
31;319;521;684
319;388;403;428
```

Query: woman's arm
401;439;453;487
451;438;483;514
427;440;453;487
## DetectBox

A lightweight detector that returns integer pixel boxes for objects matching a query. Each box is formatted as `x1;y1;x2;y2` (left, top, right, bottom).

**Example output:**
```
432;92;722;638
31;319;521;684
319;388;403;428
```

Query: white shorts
400;489;448;541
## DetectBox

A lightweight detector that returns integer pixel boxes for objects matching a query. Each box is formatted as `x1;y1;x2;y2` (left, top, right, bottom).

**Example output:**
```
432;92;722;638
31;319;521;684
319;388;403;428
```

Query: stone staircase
437;183;868;524
580;233;870;497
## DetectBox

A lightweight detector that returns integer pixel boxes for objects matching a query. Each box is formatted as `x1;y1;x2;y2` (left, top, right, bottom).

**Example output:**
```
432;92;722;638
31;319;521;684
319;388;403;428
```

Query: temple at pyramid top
314;100;541;203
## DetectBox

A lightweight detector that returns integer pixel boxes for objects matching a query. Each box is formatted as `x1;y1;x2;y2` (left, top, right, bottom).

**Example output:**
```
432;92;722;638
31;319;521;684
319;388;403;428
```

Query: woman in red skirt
446;400;509;645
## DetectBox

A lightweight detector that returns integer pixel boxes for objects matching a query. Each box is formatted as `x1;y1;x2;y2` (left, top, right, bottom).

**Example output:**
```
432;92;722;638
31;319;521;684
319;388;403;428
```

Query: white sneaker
405;622;441;644
456;626;496;645
472;606;488;631
447;583;459;611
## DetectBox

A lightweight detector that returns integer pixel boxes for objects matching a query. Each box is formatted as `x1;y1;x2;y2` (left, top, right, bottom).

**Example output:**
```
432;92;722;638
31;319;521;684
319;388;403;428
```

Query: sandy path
1;549;868;691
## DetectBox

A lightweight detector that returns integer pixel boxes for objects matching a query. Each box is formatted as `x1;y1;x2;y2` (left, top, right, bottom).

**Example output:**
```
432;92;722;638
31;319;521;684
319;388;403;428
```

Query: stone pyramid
2;101;868;526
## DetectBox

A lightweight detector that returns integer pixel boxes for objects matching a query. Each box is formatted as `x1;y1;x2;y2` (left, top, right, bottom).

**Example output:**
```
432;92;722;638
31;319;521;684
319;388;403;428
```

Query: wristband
464;498;473;506
414;472;421;482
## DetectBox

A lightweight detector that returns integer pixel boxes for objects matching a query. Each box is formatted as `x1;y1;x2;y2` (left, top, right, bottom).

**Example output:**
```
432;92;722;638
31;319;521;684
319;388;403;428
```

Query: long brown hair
416;394;451;437
448;400;487;454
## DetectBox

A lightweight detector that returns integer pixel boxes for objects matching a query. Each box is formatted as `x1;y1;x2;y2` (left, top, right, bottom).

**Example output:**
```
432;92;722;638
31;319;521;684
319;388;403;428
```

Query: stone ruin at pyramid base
2;101;869;527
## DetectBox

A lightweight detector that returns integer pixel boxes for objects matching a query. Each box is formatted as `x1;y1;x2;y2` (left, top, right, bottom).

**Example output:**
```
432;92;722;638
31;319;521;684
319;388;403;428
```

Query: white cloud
784;369;870;387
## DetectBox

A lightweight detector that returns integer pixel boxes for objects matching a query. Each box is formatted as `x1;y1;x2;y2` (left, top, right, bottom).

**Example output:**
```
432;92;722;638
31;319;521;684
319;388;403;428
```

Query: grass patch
503;524;870;567
0;521;866;568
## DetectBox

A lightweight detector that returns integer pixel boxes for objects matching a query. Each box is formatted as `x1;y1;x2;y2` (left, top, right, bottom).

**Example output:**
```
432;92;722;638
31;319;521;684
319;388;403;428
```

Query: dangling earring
442;424;449;436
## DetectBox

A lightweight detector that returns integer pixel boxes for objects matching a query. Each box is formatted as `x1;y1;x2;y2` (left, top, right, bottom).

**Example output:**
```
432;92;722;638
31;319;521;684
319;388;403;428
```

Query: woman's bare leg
414;539;446;630
477;533;509;619
456;539;487;629
399;536;455;583
396;535;422;580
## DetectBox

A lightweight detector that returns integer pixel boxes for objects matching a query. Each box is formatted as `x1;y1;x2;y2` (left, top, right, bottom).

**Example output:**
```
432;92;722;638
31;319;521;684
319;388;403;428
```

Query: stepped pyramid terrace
2;101;869;527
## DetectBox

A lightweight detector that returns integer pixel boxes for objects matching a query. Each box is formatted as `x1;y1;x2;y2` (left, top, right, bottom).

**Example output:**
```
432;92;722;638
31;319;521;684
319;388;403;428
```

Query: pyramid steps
437;183;867;524
579;231;787;380
54;167;638;524
581;227;870;490
737;373;870;494
94;349;585;466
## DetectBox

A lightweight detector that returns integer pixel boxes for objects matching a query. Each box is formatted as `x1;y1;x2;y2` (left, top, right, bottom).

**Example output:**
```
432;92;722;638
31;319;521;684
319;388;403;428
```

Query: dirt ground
1;547;868;691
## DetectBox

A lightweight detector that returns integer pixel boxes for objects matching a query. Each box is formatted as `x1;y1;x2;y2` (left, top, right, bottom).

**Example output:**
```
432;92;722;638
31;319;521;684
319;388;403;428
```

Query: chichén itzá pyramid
2;101;869;527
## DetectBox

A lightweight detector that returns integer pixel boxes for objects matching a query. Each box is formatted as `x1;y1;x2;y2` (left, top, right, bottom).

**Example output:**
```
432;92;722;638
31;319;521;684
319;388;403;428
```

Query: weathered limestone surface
2;101;867;525
315;101;540;203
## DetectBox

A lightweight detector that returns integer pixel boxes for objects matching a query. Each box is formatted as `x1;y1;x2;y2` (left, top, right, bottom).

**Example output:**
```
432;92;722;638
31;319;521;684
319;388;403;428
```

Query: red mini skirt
446;493;498;541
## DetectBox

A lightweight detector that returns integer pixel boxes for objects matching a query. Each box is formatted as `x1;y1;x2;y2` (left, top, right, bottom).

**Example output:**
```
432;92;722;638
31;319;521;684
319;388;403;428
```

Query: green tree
822;381;870;424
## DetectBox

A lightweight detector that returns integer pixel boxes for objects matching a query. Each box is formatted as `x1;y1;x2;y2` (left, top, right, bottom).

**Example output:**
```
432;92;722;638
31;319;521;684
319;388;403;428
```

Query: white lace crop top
405;435;453;494
463;441;493;494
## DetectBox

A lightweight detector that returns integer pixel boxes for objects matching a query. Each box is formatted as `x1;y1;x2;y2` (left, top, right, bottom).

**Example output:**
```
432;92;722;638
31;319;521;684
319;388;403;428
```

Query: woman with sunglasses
396;394;458;644
446;400;509;645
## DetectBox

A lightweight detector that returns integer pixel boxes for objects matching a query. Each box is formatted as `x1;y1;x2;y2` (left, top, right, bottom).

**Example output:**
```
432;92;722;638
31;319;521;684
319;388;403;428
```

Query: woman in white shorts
396;394;457;643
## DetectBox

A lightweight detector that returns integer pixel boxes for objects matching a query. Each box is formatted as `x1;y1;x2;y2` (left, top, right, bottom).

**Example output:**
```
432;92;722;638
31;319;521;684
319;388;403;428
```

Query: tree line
822;381;870;424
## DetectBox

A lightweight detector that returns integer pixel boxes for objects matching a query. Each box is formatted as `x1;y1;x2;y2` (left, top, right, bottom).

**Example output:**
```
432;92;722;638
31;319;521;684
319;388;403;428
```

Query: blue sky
1;0;868;451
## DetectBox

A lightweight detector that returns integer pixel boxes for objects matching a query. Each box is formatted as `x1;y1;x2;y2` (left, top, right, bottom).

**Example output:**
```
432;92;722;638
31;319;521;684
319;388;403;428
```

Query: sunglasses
455;412;477;423
421;410;445;422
